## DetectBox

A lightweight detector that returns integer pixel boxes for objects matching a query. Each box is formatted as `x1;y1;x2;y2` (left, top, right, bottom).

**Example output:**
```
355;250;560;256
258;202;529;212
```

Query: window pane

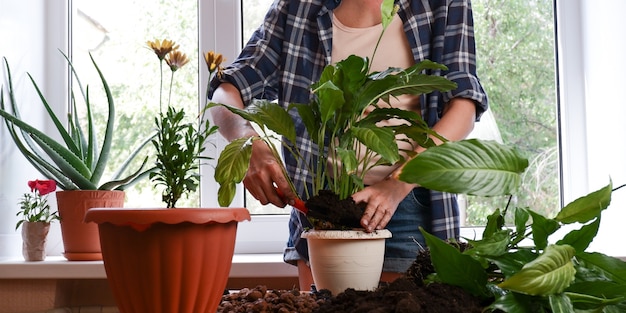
72;0;198;207
464;0;559;225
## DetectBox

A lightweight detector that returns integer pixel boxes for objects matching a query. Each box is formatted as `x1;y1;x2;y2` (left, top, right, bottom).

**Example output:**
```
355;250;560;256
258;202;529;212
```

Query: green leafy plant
405;171;626;311
146;39;220;208
206;0;526;210
15;179;60;230
0;53;153;190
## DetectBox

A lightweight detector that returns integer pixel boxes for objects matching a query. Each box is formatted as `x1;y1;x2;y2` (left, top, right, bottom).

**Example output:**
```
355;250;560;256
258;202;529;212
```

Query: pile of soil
217;191;491;312
217;249;490;313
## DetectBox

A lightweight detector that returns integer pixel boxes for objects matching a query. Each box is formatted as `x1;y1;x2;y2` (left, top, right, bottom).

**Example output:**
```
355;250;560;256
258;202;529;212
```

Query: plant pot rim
84;207;251;227
301;229;392;240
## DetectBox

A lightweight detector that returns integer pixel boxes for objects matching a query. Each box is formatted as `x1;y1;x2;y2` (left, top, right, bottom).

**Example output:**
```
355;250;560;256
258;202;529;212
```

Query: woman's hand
352;177;416;232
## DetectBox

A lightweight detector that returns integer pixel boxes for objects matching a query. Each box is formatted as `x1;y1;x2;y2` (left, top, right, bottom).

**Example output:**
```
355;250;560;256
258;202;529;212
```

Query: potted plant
84;39;250;313
15;179;60;261
0;53;154;260
206;0;527;295
401;172;626;312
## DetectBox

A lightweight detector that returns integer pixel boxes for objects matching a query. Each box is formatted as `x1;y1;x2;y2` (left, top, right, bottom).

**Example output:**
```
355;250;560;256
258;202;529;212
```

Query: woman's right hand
243;139;296;208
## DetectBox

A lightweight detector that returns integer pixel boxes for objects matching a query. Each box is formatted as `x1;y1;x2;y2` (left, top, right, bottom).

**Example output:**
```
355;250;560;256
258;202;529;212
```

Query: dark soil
216;191;490;312
305;190;364;229
218;247;490;313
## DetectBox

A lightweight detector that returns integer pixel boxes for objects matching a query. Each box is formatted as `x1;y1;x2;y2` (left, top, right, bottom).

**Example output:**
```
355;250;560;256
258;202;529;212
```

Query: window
3;0;626;259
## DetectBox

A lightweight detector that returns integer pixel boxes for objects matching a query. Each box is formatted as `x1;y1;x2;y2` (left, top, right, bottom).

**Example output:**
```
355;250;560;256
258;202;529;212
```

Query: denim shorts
382;187;431;272
283;187;432;274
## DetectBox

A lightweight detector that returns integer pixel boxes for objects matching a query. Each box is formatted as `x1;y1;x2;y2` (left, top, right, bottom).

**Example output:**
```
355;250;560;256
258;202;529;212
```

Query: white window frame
3;0;626;260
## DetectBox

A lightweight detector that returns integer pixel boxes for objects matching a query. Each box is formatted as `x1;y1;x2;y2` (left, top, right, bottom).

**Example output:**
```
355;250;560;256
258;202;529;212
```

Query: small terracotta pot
301;229;392;295
56;190;125;261
85;207;251;313
21;221;51;261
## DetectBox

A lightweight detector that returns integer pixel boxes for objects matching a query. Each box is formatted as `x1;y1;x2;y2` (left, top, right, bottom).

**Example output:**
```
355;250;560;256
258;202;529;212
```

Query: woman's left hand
352;177;416;232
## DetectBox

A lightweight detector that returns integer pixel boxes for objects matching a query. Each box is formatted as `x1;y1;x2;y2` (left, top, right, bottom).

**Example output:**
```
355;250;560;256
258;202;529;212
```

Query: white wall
0;0;67;258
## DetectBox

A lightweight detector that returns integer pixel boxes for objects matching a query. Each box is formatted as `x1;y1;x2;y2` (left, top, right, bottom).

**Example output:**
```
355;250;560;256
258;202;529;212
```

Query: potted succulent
84;39;250;313
0;53;154;260
15;179;60;261
207;0;527;295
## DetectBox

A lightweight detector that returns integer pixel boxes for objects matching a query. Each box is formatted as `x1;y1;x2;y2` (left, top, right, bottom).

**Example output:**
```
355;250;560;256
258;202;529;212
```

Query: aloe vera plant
0;53;153;190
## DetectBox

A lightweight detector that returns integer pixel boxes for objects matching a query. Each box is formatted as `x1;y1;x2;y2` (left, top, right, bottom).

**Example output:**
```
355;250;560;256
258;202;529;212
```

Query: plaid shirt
211;0;488;260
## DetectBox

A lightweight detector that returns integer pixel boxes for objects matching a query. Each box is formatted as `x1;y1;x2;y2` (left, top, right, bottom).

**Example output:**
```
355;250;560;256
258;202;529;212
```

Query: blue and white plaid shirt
210;0;488;263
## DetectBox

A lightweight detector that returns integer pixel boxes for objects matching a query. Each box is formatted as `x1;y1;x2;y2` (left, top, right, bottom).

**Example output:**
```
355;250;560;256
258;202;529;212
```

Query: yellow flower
165;50;189;72
204;51;225;76
147;39;179;60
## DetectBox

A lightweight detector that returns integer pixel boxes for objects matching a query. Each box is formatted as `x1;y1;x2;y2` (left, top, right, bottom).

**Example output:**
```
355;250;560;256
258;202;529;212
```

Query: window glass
72;0;198;208
465;0;558;225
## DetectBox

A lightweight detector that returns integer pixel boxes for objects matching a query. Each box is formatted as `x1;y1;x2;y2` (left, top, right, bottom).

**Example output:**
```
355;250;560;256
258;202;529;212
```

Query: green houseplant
401;175;626;312
84;39;250;313
0;53;154;260
16;179;59;261
207;0;527;295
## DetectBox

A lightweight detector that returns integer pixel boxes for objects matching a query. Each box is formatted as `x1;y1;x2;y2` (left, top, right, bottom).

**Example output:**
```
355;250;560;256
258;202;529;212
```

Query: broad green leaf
488;249;539;278
483;208;505;238
336;148;358;175
513;207;530;240
556;182;612;224
528;210;560;250
246;100;297;143
214;137;254;206
576;252;626;285
315;81;346;124
548;293;575;313
487;290;542;313
350;125;399;164
498;244;576;296
290;102;319;143
399;139;528;196
421;227;490;298
466;229;510;257
556;217;600;253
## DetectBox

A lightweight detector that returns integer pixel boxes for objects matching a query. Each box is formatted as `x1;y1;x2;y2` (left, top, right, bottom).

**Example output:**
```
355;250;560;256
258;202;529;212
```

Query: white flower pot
301;229;392;295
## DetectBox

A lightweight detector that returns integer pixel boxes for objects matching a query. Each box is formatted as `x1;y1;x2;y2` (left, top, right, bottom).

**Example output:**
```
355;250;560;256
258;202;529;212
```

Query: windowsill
0;253;297;279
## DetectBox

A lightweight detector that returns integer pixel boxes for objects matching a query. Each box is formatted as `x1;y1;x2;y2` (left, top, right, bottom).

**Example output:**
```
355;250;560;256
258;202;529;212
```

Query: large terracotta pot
301;229;392;295
84;207;251;313
56;190;125;261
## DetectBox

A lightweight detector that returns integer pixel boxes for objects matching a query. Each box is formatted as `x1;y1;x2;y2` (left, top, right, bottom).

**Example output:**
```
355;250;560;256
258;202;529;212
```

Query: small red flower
28;179;57;196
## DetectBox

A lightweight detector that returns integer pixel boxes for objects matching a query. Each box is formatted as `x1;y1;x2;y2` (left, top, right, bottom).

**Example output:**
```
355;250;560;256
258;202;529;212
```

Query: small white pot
301;229;392;295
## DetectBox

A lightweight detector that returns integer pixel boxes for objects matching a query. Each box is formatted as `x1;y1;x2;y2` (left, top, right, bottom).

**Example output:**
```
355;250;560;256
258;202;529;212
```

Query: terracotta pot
301;229;392;295
21;221;51;261
84;207;251;313
56;190;125;261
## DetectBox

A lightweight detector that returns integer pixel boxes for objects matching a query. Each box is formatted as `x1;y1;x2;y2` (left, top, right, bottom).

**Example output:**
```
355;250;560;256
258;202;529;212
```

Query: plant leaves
399;139;528;196
421;227;490;298
498;244;576;296
528;210;560;250
556;217;600;253
548;293;575;313
556;181;612;224
214;137;254;206
566;281;626;310
350;125;399;165
246;100;297;144
576;252;626;285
